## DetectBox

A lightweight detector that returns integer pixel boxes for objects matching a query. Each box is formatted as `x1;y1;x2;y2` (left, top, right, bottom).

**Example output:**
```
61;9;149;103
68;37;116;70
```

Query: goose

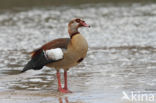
21;18;90;93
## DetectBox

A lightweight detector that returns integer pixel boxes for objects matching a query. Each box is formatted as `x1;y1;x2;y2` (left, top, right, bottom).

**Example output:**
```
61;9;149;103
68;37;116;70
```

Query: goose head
68;18;90;37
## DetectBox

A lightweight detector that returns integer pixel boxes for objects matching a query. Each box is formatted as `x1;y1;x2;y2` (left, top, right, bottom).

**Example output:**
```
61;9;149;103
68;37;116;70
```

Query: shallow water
0;2;156;103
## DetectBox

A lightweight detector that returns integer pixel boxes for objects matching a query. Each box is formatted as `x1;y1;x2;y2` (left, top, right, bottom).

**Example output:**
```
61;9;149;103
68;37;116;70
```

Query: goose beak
80;21;90;28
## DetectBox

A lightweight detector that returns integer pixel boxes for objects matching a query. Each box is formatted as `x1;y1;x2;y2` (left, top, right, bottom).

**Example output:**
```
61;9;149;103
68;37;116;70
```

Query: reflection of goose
21;19;90;93
59;97;84;103
59;97;69;103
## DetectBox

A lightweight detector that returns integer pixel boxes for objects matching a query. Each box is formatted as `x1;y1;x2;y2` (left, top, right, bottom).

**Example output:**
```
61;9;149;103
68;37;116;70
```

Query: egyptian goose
21;18;90;93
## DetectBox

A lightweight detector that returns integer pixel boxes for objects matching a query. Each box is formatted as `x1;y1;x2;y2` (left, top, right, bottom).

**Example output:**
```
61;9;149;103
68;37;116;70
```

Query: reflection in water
58;97;84;103
1;70;21;75
59;97;69;103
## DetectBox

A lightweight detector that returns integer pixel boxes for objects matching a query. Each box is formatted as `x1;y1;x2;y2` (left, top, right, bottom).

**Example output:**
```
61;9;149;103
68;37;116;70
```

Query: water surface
0;2;156;103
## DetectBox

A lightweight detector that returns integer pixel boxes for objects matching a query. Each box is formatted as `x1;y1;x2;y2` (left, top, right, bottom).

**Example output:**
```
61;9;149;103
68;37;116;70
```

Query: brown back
31;38;70;58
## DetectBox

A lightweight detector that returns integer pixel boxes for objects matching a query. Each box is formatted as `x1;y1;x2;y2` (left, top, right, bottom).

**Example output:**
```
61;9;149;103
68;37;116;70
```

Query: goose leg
56;70;72;93
56;70;62;91
63;70;72;93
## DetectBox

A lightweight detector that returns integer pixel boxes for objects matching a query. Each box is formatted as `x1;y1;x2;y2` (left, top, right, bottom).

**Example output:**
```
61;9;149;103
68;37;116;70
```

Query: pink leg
56;70;62;91
56;70;72;93
63;70;72;93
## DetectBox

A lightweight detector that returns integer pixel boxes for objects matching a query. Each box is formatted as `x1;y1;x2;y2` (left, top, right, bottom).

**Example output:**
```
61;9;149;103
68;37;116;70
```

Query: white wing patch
45;48;63;60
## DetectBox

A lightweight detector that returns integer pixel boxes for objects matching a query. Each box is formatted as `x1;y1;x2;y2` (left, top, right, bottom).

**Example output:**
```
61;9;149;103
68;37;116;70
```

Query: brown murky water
0;1;156;103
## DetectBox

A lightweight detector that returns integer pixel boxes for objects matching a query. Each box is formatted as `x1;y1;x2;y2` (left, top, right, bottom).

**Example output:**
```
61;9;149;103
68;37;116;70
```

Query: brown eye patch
75;19;81;23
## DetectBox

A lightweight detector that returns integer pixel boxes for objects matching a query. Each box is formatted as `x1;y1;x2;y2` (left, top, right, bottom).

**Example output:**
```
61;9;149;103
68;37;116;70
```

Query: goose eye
76;19;80;23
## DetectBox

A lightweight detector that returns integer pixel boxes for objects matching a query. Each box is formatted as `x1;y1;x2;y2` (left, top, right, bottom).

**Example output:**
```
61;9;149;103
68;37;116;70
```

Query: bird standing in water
22;18;90;93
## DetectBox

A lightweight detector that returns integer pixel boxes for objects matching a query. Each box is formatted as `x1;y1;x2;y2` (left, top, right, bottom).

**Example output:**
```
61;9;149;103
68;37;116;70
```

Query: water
0;2;156;103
